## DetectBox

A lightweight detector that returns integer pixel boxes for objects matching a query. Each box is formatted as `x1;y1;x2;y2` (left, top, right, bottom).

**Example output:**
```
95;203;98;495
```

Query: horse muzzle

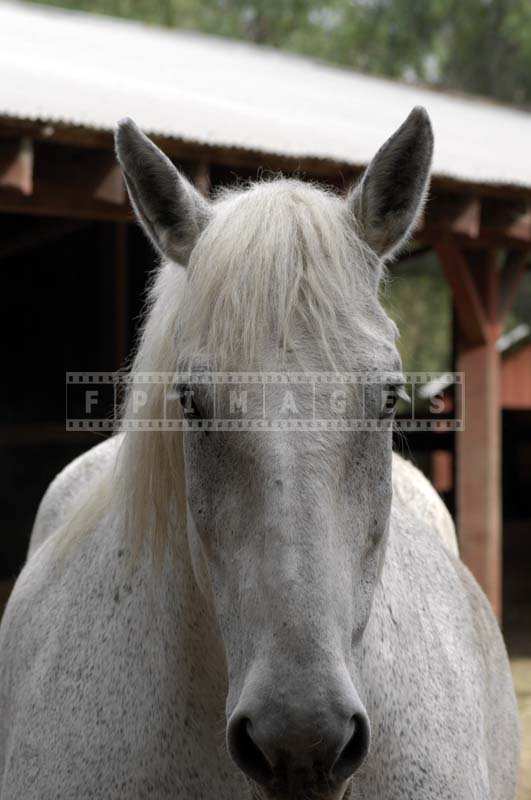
227;672;370;798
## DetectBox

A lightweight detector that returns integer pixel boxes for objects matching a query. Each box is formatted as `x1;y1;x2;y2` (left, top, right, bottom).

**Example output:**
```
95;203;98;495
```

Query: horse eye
380;384;409;417
175;384;202;419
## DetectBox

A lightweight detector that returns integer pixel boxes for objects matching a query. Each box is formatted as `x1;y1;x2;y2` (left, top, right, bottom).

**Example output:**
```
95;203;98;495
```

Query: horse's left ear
348;107;433;260
115;118;212;265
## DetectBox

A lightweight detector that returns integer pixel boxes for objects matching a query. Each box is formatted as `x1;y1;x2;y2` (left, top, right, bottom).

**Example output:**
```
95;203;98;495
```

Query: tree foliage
30;0;531;106
382;254;452;372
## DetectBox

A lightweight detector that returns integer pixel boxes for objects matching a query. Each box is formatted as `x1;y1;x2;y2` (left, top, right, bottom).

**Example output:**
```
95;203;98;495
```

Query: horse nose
227;702;370;788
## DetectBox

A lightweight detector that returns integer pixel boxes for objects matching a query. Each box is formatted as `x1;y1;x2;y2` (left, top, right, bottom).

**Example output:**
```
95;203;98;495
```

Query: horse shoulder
391;452;458;557
27;434;123;559
382;457;518;798
452;557;520;794
1;436;124;738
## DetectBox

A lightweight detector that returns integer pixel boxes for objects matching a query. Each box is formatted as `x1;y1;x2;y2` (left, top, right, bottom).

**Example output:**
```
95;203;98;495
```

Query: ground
513;659;531;799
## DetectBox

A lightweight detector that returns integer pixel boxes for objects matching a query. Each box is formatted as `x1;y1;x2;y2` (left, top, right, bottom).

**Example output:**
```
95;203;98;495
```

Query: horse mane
58;178;387;560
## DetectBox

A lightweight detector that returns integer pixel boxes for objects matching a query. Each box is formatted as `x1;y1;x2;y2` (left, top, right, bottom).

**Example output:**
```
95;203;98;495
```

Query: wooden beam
438;247;503;618
454;253;502;618
499;249;529;321
482;197;531;243
0;218;89;261
0;137;33;195
422;192;481;238
0;142;130;221
0;115;362;182
38;144;127;209
194;160;211;197
1;126;531;250
94;162;126;206
6;116;531;208
435;240;489;345
456;331;502;617
418;190;531;247
2;116;530;204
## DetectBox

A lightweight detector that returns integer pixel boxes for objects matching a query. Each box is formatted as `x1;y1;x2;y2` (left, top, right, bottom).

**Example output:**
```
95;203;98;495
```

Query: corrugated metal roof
1;0;531;188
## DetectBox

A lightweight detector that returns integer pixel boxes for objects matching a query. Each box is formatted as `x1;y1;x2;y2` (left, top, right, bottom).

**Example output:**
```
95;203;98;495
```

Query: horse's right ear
115;118;212;265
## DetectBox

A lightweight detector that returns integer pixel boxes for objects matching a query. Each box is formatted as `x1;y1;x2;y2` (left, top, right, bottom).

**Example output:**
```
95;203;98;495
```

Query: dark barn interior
1;217;154;580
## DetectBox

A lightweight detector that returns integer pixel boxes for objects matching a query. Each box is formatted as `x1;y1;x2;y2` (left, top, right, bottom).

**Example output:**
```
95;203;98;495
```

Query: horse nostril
227;715;274;786
332;713;370;781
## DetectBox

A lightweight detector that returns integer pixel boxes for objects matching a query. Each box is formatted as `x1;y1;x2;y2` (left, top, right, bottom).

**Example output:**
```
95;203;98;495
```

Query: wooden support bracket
421;192;481;239
93;161;126;206
419;191;531;247
481;197;531;243
435;240;490;346
0;137;33;195
0;141;130;220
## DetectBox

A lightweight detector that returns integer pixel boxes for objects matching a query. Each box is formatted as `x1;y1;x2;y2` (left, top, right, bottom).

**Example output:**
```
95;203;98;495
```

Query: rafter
0;141;130;220
481;197;531;243
421;192;481;239
0;137;33;195
419;192;531;247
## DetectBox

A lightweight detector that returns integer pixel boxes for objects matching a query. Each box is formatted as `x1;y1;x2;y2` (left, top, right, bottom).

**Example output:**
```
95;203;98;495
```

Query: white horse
0;109;519;800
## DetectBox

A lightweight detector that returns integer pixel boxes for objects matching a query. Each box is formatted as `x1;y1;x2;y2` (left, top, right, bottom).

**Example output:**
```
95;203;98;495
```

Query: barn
420;323;531;653
1;0;530;642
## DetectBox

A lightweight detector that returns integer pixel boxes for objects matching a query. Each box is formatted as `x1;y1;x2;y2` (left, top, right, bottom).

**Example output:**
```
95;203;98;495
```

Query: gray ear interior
115;118;211;264
349;107;434;259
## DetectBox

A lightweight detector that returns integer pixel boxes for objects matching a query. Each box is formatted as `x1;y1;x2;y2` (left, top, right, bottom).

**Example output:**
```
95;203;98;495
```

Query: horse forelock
58;178;395;560
178;178;387;370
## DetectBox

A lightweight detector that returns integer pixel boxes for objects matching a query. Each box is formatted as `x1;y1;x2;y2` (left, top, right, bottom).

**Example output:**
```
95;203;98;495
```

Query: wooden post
456;305;502;616
436;243;502;617
194;160;211;197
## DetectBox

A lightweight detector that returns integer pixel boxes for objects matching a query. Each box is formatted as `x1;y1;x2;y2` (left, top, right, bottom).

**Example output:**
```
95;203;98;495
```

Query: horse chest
0;538;247;799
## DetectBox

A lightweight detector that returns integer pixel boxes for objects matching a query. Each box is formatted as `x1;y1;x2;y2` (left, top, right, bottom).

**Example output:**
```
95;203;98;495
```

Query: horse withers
0;109;519;799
